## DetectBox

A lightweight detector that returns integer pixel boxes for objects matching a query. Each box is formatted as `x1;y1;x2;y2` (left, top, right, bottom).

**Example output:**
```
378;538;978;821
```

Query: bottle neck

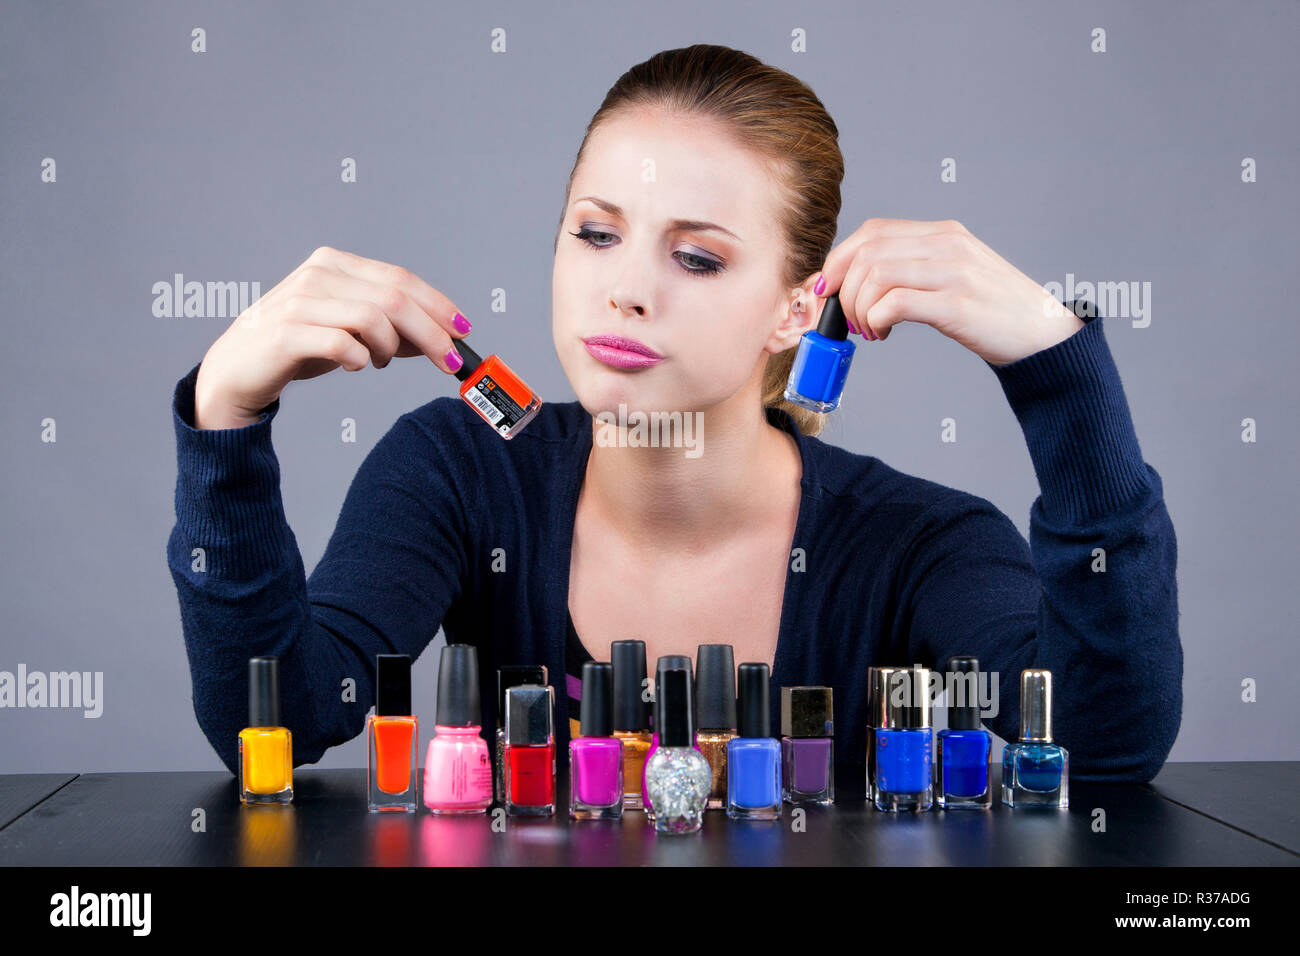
434;724;482;736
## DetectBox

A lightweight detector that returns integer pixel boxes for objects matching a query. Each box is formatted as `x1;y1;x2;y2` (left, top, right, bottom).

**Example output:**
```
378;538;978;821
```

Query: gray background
1;0;1296;772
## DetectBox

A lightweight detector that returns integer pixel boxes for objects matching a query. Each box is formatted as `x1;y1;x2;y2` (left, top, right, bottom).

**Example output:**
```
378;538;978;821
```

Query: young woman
169;45;1180;790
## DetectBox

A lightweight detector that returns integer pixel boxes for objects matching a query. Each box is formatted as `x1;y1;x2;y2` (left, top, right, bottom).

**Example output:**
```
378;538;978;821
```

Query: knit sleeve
166;362;468;775
892;307;1182;783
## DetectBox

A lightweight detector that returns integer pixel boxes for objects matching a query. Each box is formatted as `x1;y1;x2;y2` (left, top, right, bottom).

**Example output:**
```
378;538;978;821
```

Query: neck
583;387;801;551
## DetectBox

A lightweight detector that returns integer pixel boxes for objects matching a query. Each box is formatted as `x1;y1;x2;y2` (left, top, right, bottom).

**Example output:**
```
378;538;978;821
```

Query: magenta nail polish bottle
569;662;624;820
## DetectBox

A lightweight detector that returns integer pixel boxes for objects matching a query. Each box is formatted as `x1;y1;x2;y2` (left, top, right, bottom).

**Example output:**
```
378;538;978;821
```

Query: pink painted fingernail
453;312;472;334
445;348;463;371
847;319;860;334
813;274;826;296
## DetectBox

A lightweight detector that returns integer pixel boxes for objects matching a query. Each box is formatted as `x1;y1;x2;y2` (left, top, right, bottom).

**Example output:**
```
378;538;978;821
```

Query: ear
763;284;819;354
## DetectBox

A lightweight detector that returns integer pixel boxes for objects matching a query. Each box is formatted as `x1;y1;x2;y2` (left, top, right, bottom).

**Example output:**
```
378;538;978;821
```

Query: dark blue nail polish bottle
726;663;781;820
873;667;933;812
784;293;856;412
936;657;992;809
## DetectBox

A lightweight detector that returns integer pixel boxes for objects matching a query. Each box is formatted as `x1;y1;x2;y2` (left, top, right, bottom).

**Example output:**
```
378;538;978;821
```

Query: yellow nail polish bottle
238;657;293;805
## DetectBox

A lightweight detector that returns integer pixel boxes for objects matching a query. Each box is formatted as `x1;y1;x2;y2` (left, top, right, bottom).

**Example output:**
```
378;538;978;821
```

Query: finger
847;259;964;340
841;255;963;339
292;268;460;370
859;286;963;342
818;219;966;300
305;246;473;339
284;322;373;373
833;237;950;334
280;293;408;369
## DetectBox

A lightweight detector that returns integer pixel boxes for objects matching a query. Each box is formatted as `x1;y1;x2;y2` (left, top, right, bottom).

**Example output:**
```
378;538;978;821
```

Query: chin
573;371;659;418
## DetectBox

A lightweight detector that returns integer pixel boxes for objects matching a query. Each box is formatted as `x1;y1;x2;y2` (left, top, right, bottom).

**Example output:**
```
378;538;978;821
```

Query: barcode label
468;386;504;425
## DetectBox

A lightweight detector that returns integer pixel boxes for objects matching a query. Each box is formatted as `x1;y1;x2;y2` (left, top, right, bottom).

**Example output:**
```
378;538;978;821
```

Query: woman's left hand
811;218;1085;367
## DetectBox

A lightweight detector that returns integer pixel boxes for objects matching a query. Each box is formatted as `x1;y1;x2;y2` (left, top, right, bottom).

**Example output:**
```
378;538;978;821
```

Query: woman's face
552;108;805;419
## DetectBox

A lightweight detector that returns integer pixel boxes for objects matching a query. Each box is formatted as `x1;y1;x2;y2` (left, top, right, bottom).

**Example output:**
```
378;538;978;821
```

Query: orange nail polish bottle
452;339;541;439
368;654;418;812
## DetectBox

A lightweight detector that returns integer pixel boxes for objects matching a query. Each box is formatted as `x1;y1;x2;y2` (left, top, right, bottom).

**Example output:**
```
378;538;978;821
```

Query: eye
569;227;725;278
570;227;616;249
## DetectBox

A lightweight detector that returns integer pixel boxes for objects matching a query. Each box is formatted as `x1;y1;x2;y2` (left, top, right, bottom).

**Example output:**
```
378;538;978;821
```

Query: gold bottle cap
1019;669;1053;742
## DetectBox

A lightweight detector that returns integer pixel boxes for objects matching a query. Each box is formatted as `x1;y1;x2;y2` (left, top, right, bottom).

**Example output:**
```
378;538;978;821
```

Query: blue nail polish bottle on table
873;667;933;812
727;663;781;820
784;293;856;412
936;656;992;809
1002;669;1069;809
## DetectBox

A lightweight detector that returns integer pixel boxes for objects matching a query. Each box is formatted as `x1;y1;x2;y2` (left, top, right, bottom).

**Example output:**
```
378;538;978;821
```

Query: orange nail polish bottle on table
452;339;541;439
368;654;418;812
238;656;293;805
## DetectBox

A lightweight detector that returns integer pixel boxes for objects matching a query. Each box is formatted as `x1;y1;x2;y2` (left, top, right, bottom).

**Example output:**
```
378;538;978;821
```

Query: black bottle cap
695;644;737;730
655;654;693;677
815;293;848;341
736;662;771;738
451;339;485;382
435;644;481;726
781;686;834;737
655;665;696;747
375;654;411;717
947;656;982;730
505;684;553;746
248;656;281;727
497;664;547;728
611;640;650;732
652;655;693;738
579;662;614;737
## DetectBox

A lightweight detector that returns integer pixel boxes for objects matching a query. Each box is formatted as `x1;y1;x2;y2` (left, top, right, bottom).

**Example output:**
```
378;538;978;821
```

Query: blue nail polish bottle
873;667;933;812
784;293;856;412
1002;669;1069;809
936;656;991;809
727;663;781;820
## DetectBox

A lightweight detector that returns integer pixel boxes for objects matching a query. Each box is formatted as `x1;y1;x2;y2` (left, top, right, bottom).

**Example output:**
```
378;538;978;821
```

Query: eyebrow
571;196;742;241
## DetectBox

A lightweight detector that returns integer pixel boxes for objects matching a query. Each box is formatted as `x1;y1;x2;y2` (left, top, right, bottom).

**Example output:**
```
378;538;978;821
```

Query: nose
609;295;646;318
606;240;652;319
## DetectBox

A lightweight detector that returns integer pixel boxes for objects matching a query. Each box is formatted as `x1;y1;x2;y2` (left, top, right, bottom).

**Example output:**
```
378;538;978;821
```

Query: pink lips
582;334;664;369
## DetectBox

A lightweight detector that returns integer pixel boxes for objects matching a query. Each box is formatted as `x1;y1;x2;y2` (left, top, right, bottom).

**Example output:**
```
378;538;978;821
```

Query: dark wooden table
0;762;1295;866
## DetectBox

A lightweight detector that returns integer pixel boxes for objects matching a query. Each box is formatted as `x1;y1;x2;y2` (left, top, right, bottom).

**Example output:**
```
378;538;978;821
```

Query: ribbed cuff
987;303;1152;523
171;362;293;574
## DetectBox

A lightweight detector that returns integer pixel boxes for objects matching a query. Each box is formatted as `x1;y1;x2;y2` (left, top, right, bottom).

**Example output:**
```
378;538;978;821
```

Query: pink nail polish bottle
423;644;493;814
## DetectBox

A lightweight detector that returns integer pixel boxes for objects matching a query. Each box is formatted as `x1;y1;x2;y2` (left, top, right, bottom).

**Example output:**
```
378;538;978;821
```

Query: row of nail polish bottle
865;660;1068;811
240;645;1064;818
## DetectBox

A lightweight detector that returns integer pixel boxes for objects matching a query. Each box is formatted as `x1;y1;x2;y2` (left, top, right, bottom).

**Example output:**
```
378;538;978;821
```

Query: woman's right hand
193;246;473;429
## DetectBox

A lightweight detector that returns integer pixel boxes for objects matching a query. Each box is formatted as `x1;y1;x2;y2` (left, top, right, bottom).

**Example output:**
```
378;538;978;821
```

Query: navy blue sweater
167;307;1181;789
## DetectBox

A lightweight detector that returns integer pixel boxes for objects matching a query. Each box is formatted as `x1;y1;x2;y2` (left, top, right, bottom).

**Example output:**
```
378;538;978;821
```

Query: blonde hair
558;44;845;437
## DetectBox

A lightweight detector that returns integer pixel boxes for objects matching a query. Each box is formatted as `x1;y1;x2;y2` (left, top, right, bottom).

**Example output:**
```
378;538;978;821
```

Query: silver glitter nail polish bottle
644;664;711;834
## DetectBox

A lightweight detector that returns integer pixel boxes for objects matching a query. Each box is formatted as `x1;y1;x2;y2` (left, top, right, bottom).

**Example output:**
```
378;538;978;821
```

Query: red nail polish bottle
504;684;556;816
451;339;542;439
